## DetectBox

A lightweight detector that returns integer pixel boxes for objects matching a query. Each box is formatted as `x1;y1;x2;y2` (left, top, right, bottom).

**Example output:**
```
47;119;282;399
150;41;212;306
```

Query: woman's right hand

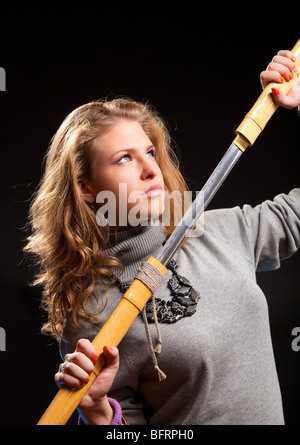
55;338;119;425
260;49;299;109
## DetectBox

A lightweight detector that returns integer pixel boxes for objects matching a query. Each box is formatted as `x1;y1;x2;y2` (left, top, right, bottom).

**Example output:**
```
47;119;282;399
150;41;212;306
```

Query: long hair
24;97;189;340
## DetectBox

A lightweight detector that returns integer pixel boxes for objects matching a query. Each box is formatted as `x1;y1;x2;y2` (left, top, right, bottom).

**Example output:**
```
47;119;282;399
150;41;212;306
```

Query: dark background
0;7;299;426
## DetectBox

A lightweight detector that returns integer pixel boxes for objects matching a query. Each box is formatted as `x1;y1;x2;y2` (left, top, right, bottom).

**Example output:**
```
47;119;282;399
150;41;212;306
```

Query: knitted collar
104;219;166;283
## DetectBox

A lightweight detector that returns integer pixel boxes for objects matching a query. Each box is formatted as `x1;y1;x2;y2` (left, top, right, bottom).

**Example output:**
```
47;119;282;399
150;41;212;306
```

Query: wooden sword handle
37;257;167;425
234;39;300;151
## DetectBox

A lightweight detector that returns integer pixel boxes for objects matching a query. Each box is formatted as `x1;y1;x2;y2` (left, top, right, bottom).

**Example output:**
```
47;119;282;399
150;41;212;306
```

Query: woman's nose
140;158;159;180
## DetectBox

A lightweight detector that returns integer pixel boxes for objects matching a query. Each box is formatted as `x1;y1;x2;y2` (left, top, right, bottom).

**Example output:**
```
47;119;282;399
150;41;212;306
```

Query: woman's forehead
93;119;152;155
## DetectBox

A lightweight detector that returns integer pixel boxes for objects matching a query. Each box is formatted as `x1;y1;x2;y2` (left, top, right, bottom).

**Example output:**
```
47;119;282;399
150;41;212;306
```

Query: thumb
271;87;299;109
80;346;119;404
102;345;119;371
94;346;119;387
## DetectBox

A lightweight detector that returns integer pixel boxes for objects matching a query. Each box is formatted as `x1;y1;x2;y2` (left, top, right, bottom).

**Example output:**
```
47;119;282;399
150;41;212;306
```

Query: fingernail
271;88;279;95
92;356;98;364
107;346;114;351
80;376;90;387
291;56;296;62
289;73;293;80
280;76;285;82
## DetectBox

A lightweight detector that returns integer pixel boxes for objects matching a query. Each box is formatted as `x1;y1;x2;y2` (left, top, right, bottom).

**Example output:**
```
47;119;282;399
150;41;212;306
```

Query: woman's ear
78;178;96;204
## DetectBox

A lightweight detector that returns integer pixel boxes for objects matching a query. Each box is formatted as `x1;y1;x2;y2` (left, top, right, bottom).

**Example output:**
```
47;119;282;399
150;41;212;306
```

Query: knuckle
59;375;67;384
65;351;77;361
267;62;276;72
76;338;89;350
55;369;67;386
70;353;82;366
260;71;268;82
65;361;75;373
76;338;96;362
65;351;78;363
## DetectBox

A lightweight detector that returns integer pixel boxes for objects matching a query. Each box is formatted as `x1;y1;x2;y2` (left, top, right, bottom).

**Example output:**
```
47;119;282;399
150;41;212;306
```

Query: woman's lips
143;184;163;198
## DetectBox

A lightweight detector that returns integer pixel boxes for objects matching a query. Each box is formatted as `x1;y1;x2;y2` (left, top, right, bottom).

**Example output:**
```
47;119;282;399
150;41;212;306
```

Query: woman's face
87;119;165;230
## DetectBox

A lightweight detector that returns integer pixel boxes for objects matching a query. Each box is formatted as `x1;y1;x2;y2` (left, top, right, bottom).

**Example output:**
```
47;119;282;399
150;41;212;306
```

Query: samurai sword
37;39;300;425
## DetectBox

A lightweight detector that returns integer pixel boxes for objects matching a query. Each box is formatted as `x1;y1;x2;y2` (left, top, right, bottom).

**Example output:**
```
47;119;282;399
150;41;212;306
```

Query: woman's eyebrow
109;144;154;159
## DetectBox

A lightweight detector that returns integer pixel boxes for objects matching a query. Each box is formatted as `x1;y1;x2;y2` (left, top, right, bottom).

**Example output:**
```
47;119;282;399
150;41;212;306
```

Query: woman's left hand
260;50;300;109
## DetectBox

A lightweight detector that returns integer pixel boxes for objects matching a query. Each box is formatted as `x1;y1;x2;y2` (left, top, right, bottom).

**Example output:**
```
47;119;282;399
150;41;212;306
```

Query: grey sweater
60;188;300;425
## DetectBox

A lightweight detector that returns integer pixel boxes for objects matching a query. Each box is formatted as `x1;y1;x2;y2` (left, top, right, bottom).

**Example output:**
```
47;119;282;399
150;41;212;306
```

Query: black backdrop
0;7;299;426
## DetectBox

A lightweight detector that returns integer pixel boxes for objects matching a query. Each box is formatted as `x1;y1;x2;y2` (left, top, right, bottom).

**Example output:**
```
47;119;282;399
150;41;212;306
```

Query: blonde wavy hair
24;97;189;340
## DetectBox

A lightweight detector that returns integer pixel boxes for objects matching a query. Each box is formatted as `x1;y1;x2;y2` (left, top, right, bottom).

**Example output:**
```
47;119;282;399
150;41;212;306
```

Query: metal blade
156;143;243;266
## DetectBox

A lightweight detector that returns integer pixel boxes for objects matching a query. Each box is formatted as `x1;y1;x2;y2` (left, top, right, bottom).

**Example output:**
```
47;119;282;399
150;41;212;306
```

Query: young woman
25;50;300;425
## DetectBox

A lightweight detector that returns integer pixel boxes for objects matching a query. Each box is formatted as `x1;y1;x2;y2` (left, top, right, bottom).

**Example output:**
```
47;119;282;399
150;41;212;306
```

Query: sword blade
157;143;243;266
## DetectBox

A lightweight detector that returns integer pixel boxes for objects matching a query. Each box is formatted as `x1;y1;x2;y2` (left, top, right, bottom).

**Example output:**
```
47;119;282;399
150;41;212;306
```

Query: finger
103;346;119;370
75;338;98;363
267;62;294;81
277;49;296;62
64;360;91;381
271;54;296;73
96;346;119;383
65;351;95;375
260;70;284;89
92;346;119;385
271;87;298;109
54;366;88;389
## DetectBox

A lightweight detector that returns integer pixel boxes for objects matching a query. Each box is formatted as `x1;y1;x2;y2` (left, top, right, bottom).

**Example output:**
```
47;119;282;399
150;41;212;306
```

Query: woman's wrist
78;395;114;425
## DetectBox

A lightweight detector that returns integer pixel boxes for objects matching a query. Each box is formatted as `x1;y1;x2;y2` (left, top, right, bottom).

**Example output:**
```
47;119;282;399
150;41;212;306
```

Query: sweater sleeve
205;188;300;272
243;188;300;271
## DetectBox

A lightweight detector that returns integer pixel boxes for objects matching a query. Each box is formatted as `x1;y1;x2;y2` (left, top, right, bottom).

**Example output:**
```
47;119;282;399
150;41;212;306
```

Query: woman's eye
147;148;156;157
116;148;155;164
117;154;131;164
